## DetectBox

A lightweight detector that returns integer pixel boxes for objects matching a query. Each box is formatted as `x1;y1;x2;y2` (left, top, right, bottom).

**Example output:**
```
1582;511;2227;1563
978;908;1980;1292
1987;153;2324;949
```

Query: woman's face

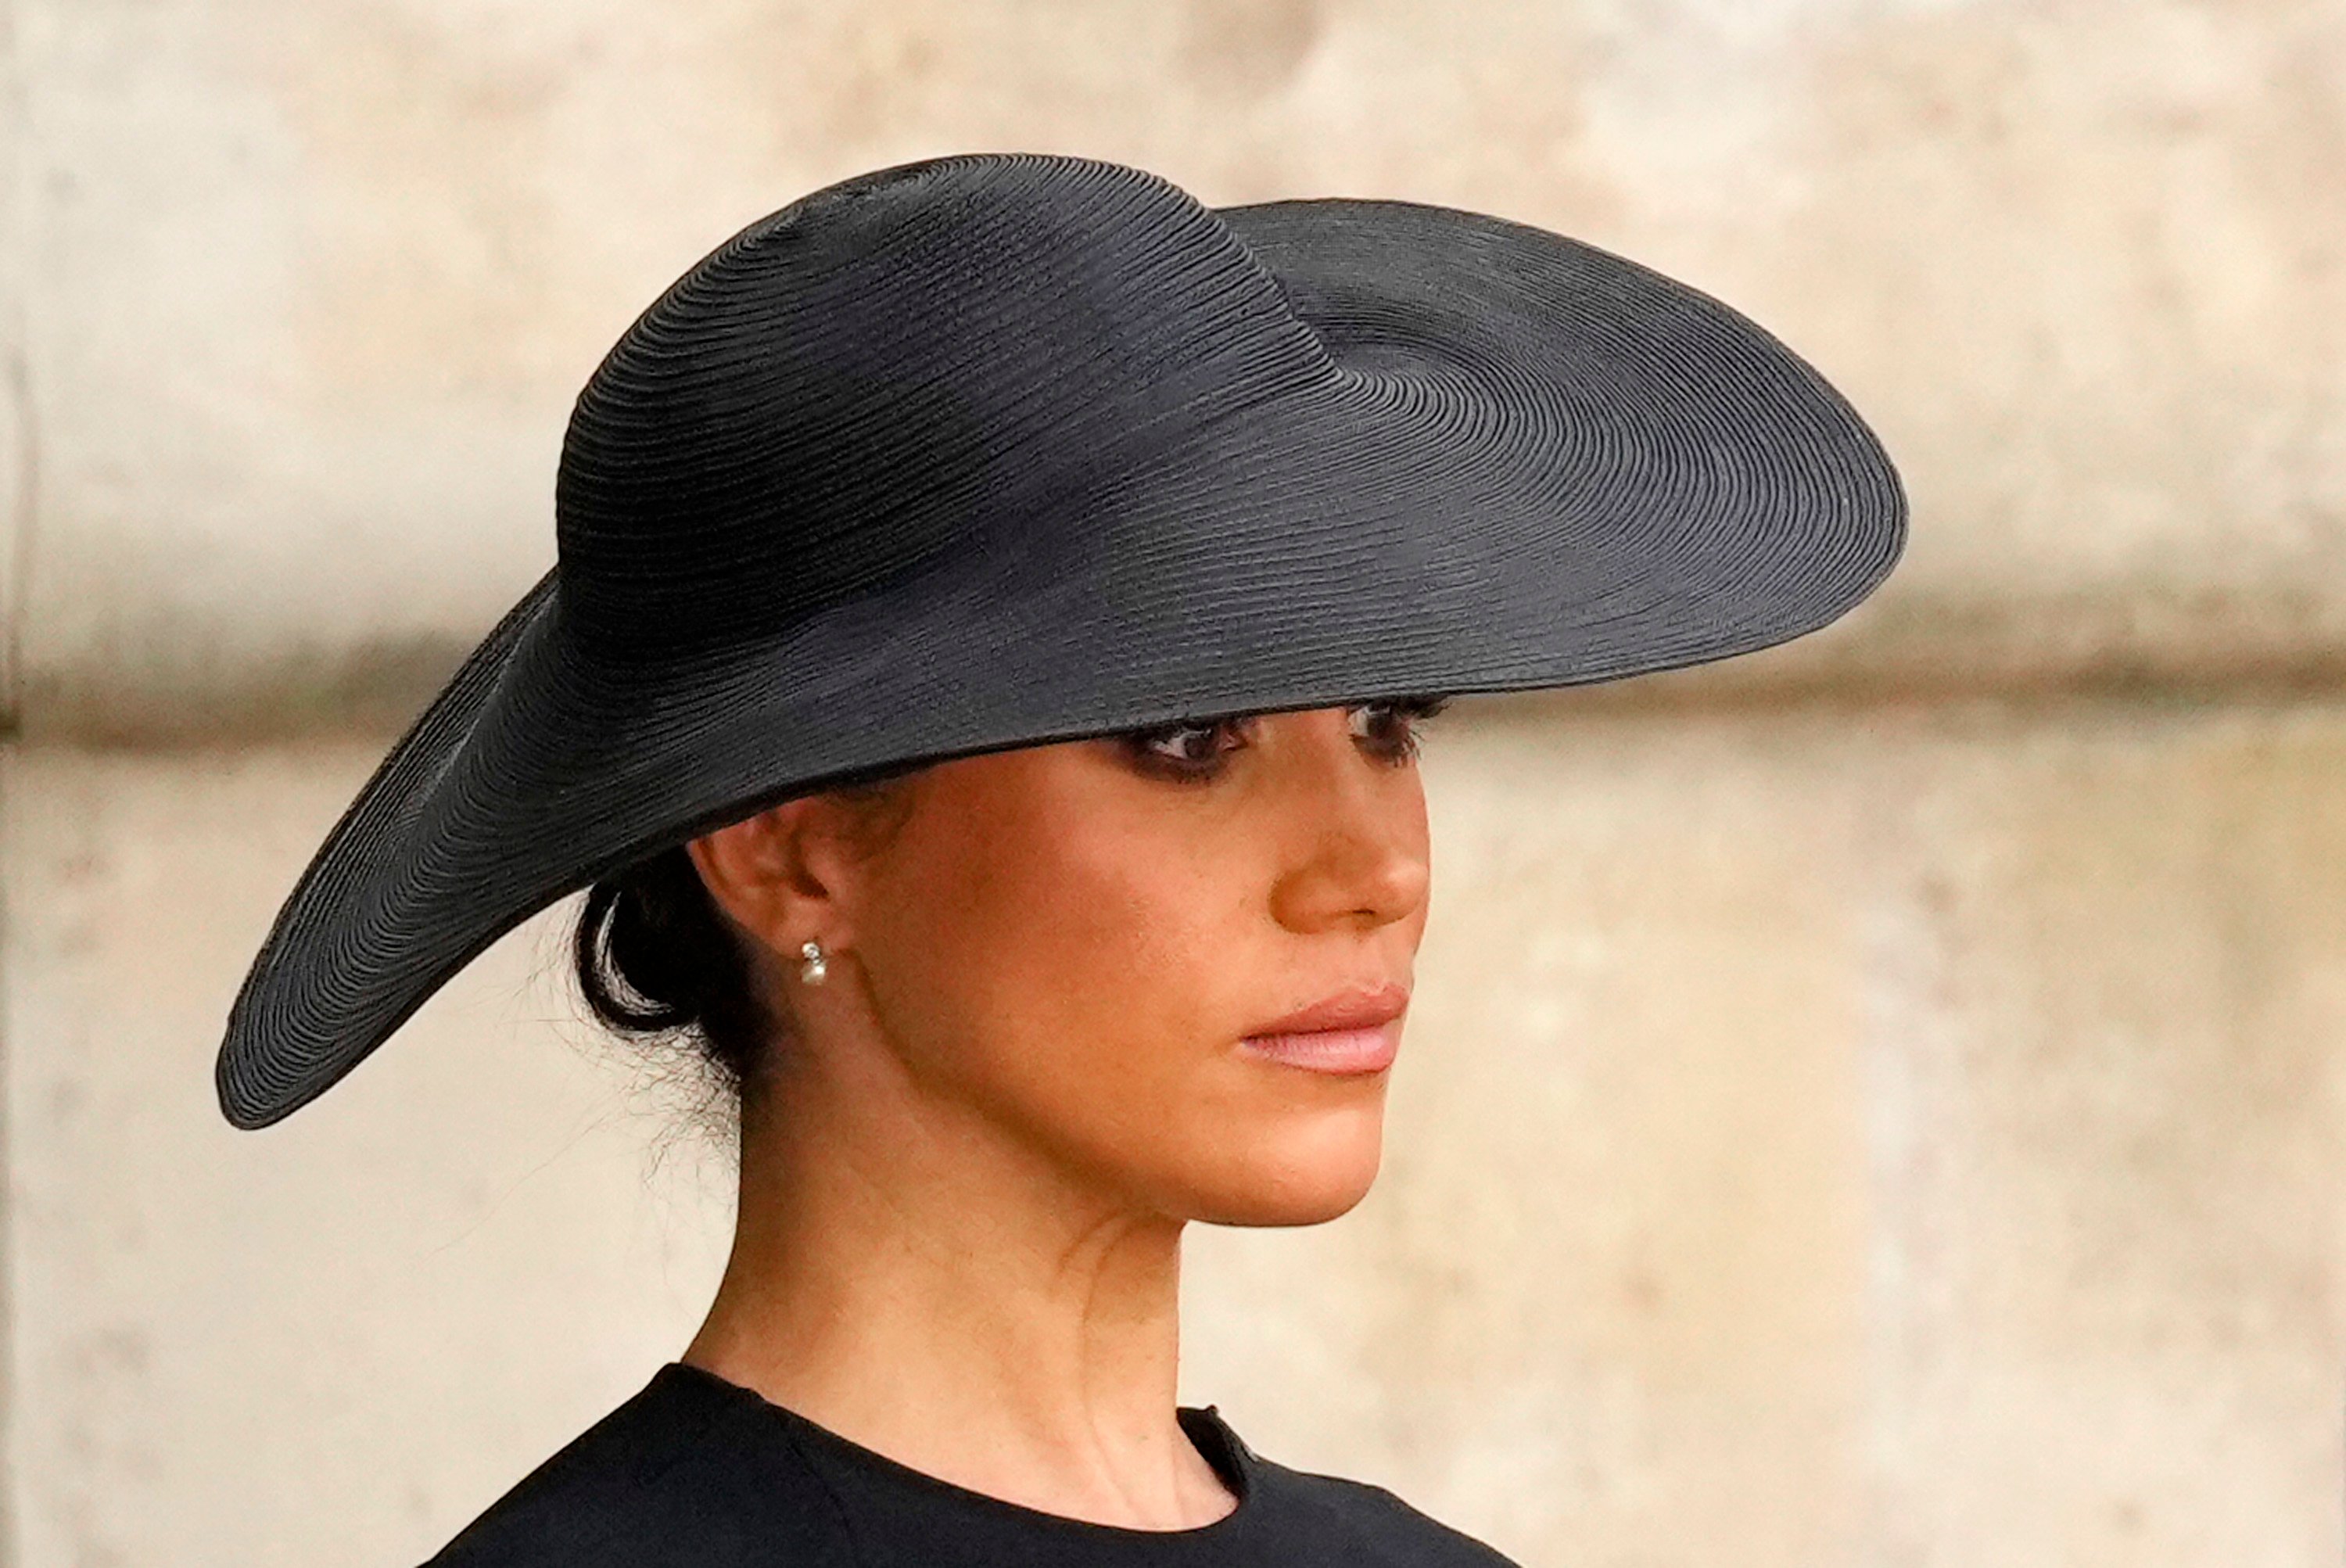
730;699;1442;1228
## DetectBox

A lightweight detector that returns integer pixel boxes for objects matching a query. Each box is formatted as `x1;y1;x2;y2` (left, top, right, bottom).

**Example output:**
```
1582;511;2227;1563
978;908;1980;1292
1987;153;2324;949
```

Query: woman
217;151;1904;1565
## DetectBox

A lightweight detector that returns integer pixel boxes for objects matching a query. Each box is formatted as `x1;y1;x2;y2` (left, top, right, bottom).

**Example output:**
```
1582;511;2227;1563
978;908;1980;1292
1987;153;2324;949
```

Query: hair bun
572;848;773;1100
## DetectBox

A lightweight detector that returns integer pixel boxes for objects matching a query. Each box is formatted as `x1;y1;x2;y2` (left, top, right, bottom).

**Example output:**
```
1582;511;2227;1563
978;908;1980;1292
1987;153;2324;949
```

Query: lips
1246;981;1410;1037
1239;981;1409;1076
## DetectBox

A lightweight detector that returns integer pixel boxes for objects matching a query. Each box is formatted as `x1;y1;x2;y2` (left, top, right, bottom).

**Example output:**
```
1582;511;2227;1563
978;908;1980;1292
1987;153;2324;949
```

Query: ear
686;798;858;958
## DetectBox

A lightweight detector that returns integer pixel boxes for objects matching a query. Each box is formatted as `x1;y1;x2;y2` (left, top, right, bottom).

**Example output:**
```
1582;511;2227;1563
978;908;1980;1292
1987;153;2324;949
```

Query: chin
1191;1103;1388;1227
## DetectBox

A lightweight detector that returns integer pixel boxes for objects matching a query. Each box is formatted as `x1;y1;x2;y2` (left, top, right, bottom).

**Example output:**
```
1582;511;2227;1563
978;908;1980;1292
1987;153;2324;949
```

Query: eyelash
1120;695;1454;786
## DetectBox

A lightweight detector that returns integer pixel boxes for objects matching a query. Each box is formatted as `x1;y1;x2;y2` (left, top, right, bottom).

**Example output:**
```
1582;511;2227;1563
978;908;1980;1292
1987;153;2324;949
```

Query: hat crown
553;154;1336;655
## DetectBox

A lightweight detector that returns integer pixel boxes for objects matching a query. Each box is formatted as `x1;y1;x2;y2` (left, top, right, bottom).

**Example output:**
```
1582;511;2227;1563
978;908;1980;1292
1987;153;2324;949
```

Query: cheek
856;763;1250;1140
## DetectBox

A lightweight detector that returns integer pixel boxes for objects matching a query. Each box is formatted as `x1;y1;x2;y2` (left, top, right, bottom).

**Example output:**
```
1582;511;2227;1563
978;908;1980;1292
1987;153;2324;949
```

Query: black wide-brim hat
217;150;1906;1128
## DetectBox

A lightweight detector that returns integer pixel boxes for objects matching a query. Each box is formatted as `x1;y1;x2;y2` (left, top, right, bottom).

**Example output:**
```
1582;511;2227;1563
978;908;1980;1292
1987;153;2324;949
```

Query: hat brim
217;193;1905;1128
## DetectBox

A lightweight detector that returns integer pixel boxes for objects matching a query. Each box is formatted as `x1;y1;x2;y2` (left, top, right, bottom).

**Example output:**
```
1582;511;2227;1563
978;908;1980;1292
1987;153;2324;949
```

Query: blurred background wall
3;1;2344;1564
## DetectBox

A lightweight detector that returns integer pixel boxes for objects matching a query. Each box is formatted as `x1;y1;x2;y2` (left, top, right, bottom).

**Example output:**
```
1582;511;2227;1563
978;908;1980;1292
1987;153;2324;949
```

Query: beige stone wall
5;2;2343;1566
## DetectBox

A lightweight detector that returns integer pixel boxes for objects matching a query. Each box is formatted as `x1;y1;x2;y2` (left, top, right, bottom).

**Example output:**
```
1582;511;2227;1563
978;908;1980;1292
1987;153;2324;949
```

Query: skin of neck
682;996;1233;1530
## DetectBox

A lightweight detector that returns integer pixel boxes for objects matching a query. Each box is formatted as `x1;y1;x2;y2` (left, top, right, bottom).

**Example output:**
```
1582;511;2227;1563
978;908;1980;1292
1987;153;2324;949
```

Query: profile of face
687;698;1444;1230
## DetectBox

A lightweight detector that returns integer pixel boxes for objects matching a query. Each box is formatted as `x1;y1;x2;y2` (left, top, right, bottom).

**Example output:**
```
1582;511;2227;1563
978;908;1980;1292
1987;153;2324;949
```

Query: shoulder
1246;1451;1526;1568
421;1366;853;1568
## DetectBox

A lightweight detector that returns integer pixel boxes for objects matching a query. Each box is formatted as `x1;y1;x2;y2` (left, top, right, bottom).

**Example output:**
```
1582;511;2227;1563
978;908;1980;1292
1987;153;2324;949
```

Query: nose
1263;711;1432;935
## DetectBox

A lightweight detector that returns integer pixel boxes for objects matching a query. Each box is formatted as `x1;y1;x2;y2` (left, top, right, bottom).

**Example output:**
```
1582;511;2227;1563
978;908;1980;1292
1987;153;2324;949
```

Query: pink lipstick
1239;981;1408;1076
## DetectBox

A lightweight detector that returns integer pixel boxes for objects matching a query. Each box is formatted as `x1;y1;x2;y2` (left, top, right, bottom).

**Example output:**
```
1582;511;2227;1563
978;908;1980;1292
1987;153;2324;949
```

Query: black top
424;1362;1523;1566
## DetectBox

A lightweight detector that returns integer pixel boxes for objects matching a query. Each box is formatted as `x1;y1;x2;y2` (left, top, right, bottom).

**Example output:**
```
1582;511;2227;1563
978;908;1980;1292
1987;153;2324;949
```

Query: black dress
424;1362;1523;1566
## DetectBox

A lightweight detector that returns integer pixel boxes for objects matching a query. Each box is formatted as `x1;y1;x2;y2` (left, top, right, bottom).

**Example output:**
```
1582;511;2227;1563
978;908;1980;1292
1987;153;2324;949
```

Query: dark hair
572;844;777;1103
569;766;924;1108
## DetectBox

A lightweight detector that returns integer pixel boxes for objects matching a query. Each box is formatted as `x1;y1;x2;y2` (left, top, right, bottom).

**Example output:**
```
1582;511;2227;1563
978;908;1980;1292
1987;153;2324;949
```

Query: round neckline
664;1361;1258;1543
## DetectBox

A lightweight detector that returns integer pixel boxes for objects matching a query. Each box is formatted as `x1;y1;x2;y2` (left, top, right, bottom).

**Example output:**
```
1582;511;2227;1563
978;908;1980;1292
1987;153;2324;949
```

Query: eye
1117;697;1453;785
1121;715;1251;783
1349;694;1452;764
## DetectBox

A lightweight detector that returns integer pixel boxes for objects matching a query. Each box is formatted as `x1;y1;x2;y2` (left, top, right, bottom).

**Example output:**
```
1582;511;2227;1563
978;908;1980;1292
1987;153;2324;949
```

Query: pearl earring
798;938;829;985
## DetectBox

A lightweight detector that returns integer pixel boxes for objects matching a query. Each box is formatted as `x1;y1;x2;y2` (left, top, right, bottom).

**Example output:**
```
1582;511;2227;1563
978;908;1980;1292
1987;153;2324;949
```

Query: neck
682;1049;1235;1530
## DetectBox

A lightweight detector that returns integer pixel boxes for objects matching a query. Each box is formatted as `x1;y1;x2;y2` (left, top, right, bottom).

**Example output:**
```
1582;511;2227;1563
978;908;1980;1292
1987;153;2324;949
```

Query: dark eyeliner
1118;716;1247;785
1357;694;1451;765
1121;697;1451;784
